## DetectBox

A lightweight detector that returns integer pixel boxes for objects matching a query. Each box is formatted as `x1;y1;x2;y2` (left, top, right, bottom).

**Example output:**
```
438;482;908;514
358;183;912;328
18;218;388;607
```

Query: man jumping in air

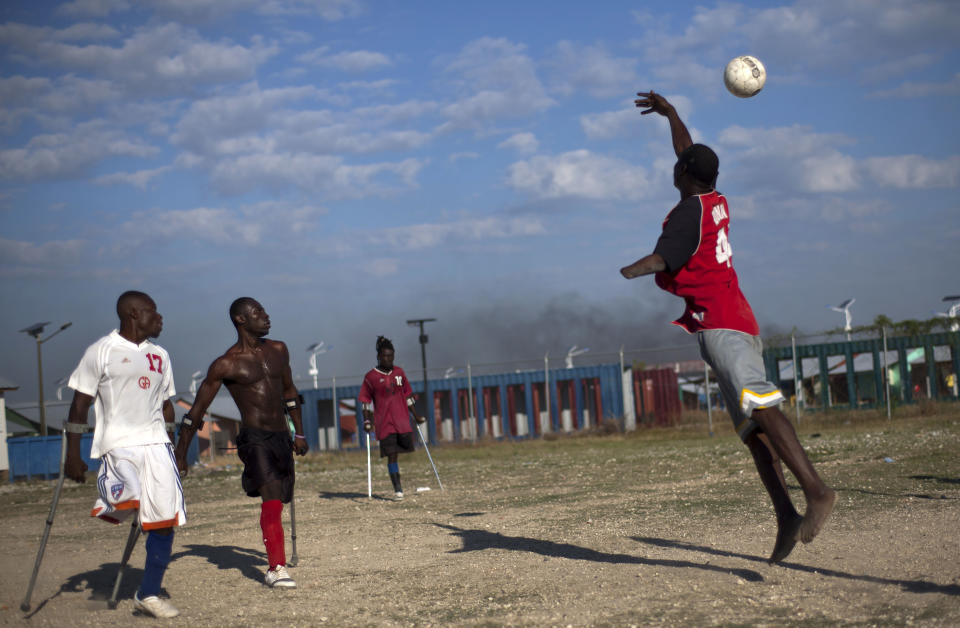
175;297;308;587
620;91;835;563
359;335;426;500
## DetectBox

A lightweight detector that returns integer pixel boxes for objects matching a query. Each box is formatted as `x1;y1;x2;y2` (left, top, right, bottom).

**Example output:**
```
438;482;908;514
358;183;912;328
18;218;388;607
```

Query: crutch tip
107;600;119;609
20;603;30;612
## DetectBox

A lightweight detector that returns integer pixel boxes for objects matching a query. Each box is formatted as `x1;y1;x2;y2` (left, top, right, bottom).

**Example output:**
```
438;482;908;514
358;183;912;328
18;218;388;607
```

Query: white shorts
91;443;186;530
698;329;784;442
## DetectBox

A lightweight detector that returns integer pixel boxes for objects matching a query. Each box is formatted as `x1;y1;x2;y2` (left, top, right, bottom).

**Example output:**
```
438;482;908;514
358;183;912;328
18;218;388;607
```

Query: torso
216;339;288;431
654;191;759;335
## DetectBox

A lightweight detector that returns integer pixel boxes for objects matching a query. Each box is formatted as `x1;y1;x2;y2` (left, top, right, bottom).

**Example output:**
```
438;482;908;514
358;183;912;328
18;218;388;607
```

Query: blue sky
2;0;958;403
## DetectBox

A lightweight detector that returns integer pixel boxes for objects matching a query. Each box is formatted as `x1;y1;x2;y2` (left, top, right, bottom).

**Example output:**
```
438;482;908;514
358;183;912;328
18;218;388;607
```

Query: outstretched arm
635;91;692;156
279;342;308;456
620;253;667;279
174;358;226;475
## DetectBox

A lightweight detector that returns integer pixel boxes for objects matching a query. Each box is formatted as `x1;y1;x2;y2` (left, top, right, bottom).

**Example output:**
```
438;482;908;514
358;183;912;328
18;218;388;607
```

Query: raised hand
634;90;673;116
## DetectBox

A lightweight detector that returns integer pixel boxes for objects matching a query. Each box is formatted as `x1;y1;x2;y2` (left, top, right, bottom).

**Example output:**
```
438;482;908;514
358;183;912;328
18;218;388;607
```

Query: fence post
704;361;713;437
791;333;801;423
882;327;892;419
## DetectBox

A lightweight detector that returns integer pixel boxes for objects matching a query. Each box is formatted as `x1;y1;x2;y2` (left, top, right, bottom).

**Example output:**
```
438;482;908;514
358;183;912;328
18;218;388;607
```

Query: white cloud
0;237;89;266
361;258;400;277
115;202;327;248
367;216;545;251
298;48;392;72
547;41;639;99
94;166;171;189
0;22;277;97
498;132;538;154
208;153;424;198
440;37;555;127
864;155;960;188
448;152;479;163
507;150;651;200
57;0;362;21
0;121;158;181
868;73;960;99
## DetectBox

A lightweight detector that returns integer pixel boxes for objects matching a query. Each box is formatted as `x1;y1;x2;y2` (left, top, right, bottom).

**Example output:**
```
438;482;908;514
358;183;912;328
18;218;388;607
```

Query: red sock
260;500;286;569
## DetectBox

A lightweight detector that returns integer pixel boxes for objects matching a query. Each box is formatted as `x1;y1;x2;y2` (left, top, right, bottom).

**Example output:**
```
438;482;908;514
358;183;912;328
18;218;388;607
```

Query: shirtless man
175;297;308;588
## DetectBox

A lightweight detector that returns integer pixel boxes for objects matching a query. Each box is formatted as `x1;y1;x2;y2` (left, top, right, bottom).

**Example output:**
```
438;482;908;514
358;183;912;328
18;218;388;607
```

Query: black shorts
379;431;415;458
236;427;295;503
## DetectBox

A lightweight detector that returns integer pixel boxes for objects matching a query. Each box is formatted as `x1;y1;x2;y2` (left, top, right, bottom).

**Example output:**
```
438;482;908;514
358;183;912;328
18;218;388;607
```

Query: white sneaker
265;565;296;589
134;592;179;618
394;491;404;500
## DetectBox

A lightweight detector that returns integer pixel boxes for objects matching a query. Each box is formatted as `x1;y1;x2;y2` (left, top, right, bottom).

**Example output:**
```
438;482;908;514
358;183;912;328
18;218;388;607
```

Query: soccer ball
724;55;766;98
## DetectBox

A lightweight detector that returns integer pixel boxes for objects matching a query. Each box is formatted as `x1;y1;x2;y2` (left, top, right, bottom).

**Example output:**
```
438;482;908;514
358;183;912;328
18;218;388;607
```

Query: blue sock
388;462;399;474
140;530;174;598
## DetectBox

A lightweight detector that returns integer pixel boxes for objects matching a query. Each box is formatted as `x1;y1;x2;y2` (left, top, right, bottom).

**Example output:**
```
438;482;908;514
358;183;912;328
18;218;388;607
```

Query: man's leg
133;526;179;617
751;407;835;544
260;481;286;570
745;432;803;563
260;481;296;588
388;453;402;498
140;526;174;597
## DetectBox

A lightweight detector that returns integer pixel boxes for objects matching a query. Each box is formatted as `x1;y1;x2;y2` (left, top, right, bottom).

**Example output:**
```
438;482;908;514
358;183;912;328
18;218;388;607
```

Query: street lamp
565;344;590;369
20;321;72;436
306;341;330;389
828;298;855;341
938;295;960;333
407;318;437;442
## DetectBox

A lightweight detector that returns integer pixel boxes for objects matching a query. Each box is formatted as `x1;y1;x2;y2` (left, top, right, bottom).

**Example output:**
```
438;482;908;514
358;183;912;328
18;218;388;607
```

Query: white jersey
68;330;176;458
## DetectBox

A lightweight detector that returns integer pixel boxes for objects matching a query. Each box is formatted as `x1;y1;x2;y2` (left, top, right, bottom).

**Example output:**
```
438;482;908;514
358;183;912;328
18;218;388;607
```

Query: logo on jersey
395;375;403;386
110;482;124;500
138;376;151;389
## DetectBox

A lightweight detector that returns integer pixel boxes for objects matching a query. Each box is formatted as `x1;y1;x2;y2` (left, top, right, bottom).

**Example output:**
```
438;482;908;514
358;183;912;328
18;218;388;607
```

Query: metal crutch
414;423;444;491
21;431;69;612
107;519;142;609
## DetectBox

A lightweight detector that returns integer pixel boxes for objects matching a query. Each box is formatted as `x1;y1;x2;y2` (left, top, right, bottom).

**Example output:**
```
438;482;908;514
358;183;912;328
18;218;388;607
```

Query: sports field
3;407;959;626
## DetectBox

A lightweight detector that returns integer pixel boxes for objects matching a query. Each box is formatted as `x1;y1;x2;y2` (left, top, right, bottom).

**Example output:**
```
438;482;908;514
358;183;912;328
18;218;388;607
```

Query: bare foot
769;511;803;564
799;488;836;544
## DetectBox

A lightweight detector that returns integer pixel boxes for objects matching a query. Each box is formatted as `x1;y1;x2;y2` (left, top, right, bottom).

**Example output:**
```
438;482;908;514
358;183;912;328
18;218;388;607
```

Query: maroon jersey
359;366;415;439
653;191;759;335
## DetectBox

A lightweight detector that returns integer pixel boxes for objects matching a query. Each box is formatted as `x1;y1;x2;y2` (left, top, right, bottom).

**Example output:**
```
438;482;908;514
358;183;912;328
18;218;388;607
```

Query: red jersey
358;366;415;439
653;191;759;335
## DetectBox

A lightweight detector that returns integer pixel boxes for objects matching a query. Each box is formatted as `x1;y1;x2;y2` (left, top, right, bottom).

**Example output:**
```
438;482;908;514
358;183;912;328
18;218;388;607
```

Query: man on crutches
359;336;427;500
62;291;185;618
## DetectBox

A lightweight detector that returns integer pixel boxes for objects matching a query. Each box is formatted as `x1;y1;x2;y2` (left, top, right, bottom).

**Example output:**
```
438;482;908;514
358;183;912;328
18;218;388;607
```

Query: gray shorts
698;329;784;442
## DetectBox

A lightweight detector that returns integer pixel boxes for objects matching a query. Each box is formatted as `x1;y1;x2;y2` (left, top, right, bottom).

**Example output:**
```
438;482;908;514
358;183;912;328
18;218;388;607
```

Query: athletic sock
388;462;402;492
260;500;286;570
139;530;174;598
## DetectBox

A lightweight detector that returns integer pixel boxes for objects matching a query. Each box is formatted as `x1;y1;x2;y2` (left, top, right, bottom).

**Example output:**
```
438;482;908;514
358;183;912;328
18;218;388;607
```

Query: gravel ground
2;409;958;626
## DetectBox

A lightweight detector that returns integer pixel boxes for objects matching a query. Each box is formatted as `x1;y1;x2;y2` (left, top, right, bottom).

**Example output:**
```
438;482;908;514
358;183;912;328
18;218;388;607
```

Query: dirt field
2;408;959;627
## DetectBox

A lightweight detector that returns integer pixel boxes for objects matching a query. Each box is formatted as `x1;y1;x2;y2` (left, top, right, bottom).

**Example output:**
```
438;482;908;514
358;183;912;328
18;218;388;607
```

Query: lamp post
306;341;330;390
20;321;72;436
407;318;436;443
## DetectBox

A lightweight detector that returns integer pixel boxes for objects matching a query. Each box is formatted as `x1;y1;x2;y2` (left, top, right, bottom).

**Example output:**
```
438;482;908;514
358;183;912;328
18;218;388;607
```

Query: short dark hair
677;143;719;185
376;335;394;355
229;297;258;326
116;290;152;319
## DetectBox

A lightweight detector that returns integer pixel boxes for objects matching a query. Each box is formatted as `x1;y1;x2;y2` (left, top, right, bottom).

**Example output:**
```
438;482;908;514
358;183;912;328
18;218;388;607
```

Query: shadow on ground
435;523;763;582
24;562;149;619
173;544;265;584
632;536;960;596
317;491;393;502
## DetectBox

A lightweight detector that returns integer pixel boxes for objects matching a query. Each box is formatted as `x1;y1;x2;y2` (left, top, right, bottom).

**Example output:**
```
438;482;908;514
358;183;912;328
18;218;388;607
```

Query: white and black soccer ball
724;55;766;98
